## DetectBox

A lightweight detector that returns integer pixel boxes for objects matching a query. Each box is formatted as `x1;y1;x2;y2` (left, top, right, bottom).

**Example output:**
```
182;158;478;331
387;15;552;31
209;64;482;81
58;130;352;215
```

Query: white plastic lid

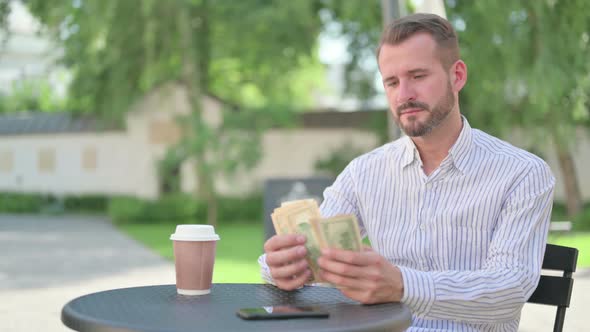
170;224;220;241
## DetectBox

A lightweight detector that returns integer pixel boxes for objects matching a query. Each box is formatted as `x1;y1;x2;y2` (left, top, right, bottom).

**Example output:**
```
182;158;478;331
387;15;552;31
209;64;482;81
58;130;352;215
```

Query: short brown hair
377;13;459;69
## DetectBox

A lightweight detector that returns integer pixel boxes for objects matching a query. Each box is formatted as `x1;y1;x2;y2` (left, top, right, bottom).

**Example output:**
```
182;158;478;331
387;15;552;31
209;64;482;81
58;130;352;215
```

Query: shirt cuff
399;265;436;317
257;253;276;285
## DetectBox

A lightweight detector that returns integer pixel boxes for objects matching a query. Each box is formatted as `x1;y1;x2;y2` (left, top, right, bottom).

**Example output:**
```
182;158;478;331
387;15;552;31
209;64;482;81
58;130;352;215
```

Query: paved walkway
1;214;587;331
0;214;174;332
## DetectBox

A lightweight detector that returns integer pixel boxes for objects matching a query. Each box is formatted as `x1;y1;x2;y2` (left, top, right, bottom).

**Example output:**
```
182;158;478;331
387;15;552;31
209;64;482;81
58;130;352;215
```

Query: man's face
378;33;457;137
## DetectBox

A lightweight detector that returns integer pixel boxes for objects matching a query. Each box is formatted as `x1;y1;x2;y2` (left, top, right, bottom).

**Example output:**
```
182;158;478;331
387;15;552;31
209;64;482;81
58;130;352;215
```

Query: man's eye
387;81;398;87
414;75;425;79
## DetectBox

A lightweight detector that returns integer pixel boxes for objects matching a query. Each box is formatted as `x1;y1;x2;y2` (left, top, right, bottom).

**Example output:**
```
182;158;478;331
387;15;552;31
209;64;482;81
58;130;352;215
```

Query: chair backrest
527;244;578;332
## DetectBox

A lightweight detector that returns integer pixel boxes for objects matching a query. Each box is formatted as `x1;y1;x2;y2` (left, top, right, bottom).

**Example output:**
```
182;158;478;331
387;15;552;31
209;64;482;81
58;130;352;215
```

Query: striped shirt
259;117;555;331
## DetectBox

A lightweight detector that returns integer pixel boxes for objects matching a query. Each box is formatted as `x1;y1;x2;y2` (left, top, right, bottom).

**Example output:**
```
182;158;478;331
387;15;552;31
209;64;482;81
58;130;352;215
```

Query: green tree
449;0;590;217
4;0;325;225
316;1;413;101
318;1;590;218
318;0;383;100
0;79;68;113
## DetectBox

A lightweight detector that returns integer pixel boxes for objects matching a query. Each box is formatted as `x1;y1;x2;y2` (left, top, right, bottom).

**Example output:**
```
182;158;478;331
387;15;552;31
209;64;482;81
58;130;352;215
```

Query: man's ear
450;60;467;92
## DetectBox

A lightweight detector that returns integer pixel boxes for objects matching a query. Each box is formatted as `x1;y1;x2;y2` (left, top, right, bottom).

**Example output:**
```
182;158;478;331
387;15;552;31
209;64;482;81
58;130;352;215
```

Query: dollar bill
312;214;362;252
271;210;291;235
270;199;363;284
272;199;319;235
280;198;317;207
283;203;323;282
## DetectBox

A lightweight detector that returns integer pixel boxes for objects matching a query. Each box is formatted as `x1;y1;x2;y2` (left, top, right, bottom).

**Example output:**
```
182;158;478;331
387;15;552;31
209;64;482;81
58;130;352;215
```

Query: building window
0;150;13;173
149;120;181;145
38;148;56;173
82;146;97;171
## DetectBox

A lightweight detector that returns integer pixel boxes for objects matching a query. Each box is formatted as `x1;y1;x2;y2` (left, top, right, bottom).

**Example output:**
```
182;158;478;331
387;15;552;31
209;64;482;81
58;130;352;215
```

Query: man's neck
411;110;463;176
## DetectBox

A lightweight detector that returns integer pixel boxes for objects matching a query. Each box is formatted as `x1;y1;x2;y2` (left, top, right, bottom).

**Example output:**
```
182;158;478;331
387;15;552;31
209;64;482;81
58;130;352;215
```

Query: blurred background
0;0;589;330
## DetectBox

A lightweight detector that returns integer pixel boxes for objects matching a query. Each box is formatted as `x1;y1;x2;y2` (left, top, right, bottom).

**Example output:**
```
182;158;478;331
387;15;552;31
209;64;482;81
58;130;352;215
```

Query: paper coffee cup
170;225;220;295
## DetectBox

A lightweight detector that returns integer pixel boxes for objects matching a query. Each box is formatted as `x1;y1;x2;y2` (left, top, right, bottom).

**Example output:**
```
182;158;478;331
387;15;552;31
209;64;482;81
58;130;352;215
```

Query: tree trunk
554;141;582;217
178;2;218;227
551;126;582;218
194;164;218;227
527;4;582;219
197;0;210;91
381;0;404;142
206;189;218;227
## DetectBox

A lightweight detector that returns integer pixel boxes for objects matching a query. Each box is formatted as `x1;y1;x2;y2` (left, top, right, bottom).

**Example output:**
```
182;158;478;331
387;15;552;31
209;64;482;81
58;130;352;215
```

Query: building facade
0;83;380;199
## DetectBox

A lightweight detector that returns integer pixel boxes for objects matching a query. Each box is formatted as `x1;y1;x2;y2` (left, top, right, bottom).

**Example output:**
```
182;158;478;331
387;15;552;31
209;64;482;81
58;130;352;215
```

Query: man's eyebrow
383;75;397;83
383;68;430;82
408;68;429;74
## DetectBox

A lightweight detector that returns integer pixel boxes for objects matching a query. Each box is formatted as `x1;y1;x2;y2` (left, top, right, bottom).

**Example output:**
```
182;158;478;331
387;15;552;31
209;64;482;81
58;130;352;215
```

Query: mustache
397;101;430;114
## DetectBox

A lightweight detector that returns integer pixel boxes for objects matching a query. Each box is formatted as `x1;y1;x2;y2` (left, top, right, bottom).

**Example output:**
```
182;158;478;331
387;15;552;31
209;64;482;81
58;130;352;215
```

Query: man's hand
263;234;311;291
317;247;404;304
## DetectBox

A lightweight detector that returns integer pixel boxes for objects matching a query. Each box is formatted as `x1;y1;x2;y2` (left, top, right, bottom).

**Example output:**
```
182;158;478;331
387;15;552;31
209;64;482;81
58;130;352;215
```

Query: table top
62;283;412;332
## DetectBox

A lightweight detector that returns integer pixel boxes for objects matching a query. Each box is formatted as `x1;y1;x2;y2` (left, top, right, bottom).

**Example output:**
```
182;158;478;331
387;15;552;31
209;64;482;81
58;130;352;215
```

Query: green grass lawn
117;222;589;285
118;222;265;283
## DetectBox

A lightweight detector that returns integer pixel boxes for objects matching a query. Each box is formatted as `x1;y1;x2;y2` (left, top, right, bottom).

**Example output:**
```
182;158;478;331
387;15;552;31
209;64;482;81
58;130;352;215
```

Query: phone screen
237;305;329;320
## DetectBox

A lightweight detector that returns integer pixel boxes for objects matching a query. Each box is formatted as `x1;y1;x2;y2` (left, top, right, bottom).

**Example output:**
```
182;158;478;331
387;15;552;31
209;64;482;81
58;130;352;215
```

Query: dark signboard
263;177;334;241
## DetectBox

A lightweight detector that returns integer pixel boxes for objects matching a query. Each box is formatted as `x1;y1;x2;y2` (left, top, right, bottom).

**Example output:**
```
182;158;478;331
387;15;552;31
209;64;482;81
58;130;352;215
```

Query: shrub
108;193;262;225
0;193;110;214
63;195;108;212
217;194;262;222
144;193;204;222
551;201;568;221
0;193;47;213
108;196;147;224
551;201;590;231
108;194;204;224
573;204;590;231
0;191;265;225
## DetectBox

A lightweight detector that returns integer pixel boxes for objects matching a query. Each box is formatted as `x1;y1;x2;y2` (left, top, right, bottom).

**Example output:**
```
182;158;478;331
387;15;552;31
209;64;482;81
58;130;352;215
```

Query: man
260;13;555;331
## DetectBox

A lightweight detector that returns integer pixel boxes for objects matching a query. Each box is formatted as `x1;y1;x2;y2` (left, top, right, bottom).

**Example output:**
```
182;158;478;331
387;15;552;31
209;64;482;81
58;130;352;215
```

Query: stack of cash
271;199;363;282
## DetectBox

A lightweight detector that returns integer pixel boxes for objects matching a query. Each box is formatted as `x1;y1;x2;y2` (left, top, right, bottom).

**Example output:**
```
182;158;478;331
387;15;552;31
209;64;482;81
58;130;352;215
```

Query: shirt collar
447;116;473;175
400;115;474;174
401;135;420;168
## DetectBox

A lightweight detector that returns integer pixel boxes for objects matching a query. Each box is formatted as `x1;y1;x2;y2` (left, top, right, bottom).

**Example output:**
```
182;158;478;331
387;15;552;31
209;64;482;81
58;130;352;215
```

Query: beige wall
0;132;158;198
128;82;377;197
180;128;380;195
0;82;223;199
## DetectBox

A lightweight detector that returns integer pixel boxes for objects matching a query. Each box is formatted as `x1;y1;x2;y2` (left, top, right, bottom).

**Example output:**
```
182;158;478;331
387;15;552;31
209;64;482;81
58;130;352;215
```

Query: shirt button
419;224;426;230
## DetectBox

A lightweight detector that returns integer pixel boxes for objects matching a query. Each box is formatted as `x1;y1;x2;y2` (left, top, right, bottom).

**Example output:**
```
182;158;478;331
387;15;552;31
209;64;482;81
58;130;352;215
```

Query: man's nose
396;81;416;105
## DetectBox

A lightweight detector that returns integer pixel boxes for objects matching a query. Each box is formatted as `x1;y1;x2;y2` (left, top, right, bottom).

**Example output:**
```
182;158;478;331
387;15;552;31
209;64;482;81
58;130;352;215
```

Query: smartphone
236;305;330;320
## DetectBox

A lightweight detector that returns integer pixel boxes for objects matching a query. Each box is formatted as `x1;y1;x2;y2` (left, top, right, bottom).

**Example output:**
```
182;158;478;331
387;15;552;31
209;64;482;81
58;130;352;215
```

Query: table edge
61;284;413;332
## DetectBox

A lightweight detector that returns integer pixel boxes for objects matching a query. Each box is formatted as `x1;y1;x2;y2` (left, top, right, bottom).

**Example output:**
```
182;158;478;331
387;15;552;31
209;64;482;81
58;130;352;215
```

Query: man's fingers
318;256;364;278
275;270;311;291
266;245;307;267
270;258;309;279
321;248;377;266
319;269;361;289
264;234;306;253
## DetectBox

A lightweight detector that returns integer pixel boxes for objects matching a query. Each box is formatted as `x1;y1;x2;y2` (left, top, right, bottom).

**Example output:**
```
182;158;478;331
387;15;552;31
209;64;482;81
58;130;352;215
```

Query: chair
527;244;578;332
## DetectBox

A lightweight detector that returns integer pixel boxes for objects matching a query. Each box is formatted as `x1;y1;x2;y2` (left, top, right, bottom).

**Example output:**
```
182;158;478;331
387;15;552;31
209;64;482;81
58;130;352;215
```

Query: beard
394;82;455;137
